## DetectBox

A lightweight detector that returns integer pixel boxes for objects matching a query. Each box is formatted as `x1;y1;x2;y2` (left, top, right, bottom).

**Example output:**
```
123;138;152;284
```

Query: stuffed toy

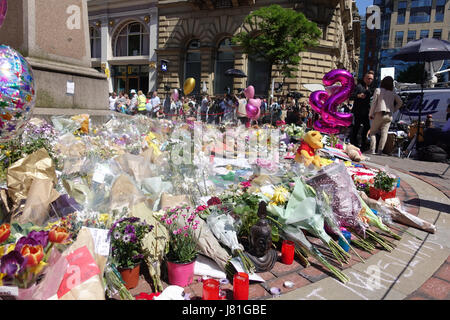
344;143;366;162
295;130;323;168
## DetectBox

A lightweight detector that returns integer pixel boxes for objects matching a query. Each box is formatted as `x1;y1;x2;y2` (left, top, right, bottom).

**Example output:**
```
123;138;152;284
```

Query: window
407;30;416;42
184;40;201;95
114;22;149;57
397;1;407;24
90;27;101;59
247;54;270;96
395;31;404;47
214;38;235;95
435;0;445;22
433;29;442;39
420;29;429;38
409;0;432;23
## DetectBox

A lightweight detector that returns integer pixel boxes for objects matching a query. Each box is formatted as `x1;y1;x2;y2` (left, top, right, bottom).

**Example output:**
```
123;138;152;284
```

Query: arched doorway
214;38;235;95
184;39;201;95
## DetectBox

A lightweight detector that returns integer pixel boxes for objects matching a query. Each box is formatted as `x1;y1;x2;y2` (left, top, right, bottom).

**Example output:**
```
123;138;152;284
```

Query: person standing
129;90;138;115
236;93;247;125
200;95;209;122
350;71;375;151
150;91;161;117
137;90;147;115
109;92;118;111
368;76;403;155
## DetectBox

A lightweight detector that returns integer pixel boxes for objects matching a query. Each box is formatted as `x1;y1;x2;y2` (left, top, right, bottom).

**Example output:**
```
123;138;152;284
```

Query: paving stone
248;283;270;300
434;263;450;282
298;265;327;282
416;278;450;300
264;273;311;295
270;260;303;277
256;271;276;281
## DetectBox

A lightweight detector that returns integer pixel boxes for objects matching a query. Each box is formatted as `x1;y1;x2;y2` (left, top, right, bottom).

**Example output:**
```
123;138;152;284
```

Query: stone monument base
28;57;109;110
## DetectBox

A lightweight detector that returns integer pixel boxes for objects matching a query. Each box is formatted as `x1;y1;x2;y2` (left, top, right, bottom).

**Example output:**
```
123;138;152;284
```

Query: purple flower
0;250;27;278
132;254;144;261
129;233;137;243
27;230;49;248
15;236;39;253
124;225;135;234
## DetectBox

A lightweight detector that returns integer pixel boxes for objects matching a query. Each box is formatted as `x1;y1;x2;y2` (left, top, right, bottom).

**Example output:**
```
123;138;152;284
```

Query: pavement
126;155;450;301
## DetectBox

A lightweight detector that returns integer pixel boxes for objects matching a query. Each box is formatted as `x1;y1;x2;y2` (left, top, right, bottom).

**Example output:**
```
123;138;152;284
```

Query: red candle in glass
202;279;220;300
233;272;249;300
281;240;295;265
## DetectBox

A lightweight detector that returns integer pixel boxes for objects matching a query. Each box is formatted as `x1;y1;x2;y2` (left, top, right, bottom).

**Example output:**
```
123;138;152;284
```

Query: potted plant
108;217;153;289
369;170;397;200
160;205;200;287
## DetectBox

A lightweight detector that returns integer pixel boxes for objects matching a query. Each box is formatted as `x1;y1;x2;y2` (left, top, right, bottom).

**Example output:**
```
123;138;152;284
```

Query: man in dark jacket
350;70;375;151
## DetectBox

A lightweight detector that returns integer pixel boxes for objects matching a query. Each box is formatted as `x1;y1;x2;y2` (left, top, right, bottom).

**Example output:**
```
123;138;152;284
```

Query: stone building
156;0;361;100
87;0;158;94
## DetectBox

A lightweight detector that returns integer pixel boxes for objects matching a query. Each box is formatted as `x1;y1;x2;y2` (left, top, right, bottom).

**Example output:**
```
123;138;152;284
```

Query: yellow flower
0;243;15;256
5;150;11;157
0;145;4;149
28;261;48;276
0;272;6;286
271;186;289;205
98;213;110;224
44;220;60;230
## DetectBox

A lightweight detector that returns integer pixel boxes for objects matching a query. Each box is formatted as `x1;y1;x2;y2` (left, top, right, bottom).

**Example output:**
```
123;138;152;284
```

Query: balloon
183;77;196;95
246;102;260;120
171;89;179;101
248;98;261;108
244;85;255;99
0;0;7;28
313;119;340;135
0;45;36;142
309;69;355;134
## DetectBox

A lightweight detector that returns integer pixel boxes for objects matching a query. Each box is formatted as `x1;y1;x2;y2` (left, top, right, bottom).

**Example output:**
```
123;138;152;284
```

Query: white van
394;87;450;129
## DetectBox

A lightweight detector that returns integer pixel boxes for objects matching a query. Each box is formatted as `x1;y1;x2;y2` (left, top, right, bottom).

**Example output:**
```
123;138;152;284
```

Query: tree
233;5;322;100
397;63;425;84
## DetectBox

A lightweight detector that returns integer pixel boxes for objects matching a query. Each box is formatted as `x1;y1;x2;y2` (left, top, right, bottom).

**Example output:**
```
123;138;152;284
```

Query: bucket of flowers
108;217;154;289
369;170;397;201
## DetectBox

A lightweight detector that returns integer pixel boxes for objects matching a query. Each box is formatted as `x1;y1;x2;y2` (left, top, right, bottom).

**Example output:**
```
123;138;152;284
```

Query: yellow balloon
183;78;196;95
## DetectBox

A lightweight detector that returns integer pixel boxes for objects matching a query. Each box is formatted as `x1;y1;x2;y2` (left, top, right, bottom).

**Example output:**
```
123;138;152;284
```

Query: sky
355;0;373;16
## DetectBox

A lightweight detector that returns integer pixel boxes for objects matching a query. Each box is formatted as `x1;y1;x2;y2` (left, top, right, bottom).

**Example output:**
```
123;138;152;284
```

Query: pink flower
166;218;173;225
184;233;189;237
184;226;189;230
335;143;343;150
196;205;208;212
240;181;252;189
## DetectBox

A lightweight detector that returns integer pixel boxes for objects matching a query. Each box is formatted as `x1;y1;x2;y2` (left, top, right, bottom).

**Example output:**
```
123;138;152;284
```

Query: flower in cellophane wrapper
20;244;44;267
0;250;27;281
48;226;70;244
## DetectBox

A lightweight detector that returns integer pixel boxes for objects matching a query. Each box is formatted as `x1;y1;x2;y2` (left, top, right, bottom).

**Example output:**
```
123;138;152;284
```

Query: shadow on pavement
404;198;450;214
410;171;449;179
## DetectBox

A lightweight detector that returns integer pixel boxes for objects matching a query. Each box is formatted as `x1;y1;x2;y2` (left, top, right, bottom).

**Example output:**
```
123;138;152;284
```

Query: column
101;19;113;93
148;8;158;92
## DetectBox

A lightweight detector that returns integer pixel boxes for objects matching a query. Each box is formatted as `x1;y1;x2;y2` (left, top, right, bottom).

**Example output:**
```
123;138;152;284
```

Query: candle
202;279;220;300
233;272;249;300
281;240;295;265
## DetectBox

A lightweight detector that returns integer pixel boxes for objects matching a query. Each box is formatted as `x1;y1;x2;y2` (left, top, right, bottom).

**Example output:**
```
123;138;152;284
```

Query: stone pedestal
0;0;108;110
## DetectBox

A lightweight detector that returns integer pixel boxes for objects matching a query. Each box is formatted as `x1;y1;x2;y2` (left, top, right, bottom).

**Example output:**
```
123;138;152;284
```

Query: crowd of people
108;89;316;128
107;70;449;159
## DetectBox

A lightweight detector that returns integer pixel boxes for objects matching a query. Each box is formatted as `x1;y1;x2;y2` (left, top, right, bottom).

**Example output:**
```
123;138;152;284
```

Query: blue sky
355;0;373;16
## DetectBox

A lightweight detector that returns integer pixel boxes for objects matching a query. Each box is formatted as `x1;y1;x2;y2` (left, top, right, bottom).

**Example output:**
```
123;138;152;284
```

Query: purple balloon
0;0;6;28
244;85;255;99
246;102;260;120
313;119;340;135
309;90;328;114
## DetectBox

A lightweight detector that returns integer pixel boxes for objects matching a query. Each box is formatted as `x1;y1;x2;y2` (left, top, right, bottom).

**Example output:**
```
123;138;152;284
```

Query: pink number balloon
244;85;255;99
0;0;7;28
309;69;355;134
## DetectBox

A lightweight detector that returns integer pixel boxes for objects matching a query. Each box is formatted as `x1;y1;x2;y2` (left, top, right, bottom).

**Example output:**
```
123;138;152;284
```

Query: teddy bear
344;143;366;162
295;130;323;168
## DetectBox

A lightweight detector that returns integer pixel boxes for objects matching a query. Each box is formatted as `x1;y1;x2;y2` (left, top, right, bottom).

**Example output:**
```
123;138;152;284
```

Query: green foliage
397;63;425;84
232;4;322;79
373;170;396;192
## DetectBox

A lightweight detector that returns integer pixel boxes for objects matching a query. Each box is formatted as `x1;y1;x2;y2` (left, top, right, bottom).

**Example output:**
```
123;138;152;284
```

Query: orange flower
20;244;44;267
48;226;70;243
0;223;11;244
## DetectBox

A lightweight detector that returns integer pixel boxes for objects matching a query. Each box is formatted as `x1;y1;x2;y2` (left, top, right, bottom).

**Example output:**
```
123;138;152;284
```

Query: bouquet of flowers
160;205;200;264
284;123;306;141
108;217;154;269
0;222;70;289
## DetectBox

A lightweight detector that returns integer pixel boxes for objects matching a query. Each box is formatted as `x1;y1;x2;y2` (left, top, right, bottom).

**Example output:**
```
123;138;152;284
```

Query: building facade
87;0;158;94
156;0;361;99
366;0;450;83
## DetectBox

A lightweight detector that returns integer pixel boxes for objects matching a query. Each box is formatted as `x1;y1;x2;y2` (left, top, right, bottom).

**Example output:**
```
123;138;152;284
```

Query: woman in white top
368;76;403;155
